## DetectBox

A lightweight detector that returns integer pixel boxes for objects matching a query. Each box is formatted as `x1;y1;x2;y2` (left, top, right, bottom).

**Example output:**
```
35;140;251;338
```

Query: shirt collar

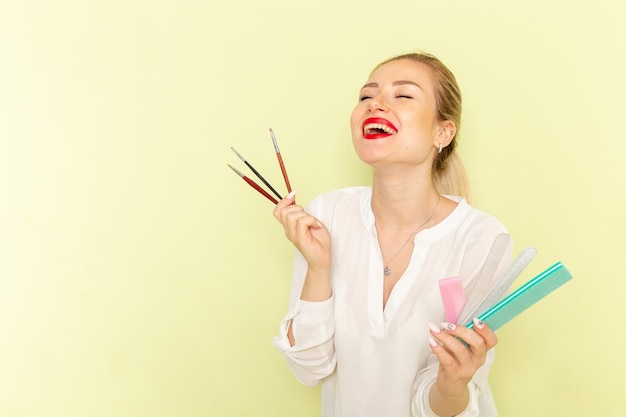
360;189;471;243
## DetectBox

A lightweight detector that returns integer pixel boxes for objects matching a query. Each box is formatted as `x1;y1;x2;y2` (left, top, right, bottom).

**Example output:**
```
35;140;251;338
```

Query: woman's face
350;59;444;169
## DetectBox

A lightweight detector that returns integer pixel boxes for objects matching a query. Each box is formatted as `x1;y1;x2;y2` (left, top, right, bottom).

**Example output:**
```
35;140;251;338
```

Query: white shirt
273;186;511;417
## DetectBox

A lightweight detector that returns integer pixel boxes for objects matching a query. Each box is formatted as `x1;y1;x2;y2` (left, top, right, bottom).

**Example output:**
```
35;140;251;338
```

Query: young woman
272;52;511;417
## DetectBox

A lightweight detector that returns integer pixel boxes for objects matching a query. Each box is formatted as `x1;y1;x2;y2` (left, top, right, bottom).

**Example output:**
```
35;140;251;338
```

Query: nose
367;96;387;113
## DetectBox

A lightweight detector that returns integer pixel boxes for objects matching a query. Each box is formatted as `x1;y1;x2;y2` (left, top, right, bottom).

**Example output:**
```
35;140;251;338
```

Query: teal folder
465;261;572;331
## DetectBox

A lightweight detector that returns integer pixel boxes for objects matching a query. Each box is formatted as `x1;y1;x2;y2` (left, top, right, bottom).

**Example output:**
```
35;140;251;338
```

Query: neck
371;169;440;230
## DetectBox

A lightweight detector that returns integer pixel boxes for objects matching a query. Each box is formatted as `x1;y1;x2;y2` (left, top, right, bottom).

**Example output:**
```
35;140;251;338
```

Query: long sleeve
272;244;337;387
272;296;336;386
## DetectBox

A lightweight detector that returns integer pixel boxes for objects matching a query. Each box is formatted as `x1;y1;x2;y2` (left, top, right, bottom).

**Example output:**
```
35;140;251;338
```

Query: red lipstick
362;117;398;140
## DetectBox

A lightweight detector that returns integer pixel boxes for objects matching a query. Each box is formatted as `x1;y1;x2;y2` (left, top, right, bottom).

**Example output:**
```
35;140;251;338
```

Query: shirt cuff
294;296;334;325
273;296;334;352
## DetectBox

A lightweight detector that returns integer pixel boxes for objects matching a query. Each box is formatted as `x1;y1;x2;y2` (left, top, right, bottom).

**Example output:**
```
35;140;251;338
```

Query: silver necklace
379;194;441;276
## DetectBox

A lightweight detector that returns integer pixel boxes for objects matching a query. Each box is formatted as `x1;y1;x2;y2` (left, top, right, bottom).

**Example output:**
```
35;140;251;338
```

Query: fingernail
428;336;439;347
428;322;441;334
441;322;456;331
473;318;485;329
286;190;296;199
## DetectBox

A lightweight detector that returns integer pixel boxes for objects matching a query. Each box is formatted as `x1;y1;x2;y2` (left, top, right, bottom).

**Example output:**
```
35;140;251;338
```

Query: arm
411;344;496;417
272;192;336;386
273;192;332;310
287;265;332;345
413;221;512;416
426;320;498;416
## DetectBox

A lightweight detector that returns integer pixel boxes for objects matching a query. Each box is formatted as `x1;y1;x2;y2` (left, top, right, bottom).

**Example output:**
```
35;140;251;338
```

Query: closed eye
359;94;373;101
396;94;413;99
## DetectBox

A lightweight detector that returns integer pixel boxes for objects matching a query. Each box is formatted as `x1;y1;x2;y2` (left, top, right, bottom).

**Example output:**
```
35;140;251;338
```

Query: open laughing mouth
362;117;398;139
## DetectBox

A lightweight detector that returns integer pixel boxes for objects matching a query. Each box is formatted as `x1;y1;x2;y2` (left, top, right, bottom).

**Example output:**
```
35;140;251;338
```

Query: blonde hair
374;52;471;201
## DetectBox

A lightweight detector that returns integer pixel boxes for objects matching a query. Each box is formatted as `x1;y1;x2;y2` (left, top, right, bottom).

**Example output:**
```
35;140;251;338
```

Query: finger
293;212;322;236
471;318;498;349
282;209;311;239
275;200;305;227
428;324;456;365
433;323;478;367
276;205;304;229
429;329;487;389
272;190;297;221
428;333;474;380
282;209;325;246
428;336;453;365
441;322;485;350
437;322;495;369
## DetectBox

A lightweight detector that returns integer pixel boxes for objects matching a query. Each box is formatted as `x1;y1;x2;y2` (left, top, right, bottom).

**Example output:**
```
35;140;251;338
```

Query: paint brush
269;128;292;193
230;147;283;200
227;164;279;204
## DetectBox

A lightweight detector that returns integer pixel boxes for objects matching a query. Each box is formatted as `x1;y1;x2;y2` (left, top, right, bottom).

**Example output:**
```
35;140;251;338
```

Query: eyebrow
361;80;423;90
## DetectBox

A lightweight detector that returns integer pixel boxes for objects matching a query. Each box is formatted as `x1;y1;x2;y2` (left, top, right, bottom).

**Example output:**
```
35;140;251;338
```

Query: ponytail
433;152;471;202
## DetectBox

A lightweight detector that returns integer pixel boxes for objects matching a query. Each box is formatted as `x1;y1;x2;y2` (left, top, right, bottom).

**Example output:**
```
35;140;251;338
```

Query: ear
434;120;457;149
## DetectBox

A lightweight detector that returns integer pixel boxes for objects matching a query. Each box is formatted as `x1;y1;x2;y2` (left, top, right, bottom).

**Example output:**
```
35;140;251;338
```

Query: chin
354;148;386;166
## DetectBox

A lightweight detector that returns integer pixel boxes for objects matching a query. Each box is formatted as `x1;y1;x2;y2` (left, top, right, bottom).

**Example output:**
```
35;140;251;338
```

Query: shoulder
465;203;508;241
306;186;370;214
422;196;509;249
304;186;371;229
454;200;512;265
447;196;508;237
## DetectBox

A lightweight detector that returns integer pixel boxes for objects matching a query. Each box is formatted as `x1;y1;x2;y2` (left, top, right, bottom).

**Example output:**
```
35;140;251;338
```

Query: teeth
364;123;397;135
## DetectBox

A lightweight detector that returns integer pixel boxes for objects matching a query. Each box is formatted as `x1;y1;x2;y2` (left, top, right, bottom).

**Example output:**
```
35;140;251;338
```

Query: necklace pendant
384;266;392;276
